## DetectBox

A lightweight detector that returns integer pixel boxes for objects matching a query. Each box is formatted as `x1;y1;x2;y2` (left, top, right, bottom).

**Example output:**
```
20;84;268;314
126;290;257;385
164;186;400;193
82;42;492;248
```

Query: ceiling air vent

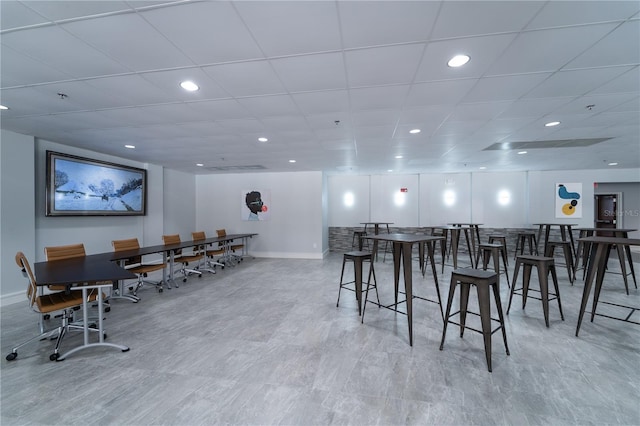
483;138;612;151
204;165;267;171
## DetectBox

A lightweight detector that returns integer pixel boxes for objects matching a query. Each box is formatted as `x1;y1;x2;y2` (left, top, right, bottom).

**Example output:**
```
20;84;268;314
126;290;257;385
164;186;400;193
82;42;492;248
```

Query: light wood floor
1;251;639;425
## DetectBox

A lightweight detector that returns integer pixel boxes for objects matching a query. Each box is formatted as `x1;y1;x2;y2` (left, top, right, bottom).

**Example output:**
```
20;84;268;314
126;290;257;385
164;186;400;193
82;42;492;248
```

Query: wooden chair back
44;243;86;261
112;238;142;265
15;252;38;308
162;234;183;256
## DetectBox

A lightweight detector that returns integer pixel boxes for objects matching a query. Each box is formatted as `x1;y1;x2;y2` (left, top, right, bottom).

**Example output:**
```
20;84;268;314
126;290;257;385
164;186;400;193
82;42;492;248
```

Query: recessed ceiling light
517;151;527;155
180;80;199;91
447;54;470;67
545;121;560;127
124;144;135;149
258;137;268;142
196;163;204;167
608;162;618;166
395;155;403;159
387;169;393;172
0;105;8;110
479;166;487;170
409;129;421;134
289;159;296;163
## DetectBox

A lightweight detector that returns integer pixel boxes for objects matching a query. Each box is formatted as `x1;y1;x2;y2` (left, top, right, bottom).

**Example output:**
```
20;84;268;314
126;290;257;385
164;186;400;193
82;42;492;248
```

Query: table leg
426;241;444;320
57;285;129;361
401;242;414;346
576;242;606;336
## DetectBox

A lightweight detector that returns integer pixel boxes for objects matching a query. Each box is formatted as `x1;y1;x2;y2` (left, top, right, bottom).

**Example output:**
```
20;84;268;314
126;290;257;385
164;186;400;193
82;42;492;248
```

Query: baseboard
247;251;326;260
1;291;24;307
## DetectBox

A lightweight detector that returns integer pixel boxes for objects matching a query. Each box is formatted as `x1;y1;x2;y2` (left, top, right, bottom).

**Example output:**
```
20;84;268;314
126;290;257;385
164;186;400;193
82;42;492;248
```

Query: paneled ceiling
1;0;639;175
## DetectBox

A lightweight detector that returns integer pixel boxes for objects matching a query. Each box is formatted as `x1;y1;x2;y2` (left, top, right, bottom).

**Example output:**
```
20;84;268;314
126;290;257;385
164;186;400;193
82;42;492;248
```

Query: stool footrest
444;310;507;336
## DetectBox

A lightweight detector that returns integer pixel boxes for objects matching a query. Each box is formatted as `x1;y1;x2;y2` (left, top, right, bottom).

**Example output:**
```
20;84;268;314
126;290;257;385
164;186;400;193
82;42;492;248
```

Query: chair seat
37;290;98;313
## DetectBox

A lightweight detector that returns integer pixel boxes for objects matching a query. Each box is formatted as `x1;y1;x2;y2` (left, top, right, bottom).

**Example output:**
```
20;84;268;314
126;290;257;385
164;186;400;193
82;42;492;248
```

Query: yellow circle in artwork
562;203;576;216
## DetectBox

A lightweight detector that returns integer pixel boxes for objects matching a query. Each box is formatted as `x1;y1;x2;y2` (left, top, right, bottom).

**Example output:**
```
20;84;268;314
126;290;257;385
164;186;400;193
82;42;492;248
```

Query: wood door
594;194;618;237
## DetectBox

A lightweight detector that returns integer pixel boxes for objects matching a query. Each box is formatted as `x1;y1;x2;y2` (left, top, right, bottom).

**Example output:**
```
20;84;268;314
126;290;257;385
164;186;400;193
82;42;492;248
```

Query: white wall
471;172;528;228
0;132;180;304
371;174;419;226
528;169;640;229
420;173;472;226
330;169;640;231
163;168;196;241
1;130;36;302
328;175;370;227
195;171;325;259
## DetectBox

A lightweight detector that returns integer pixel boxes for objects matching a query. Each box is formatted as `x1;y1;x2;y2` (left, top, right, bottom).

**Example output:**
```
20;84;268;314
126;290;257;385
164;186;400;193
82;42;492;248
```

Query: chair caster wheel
50;353;59;361
103;333;107;340
158;288;163;293
183;278;187;283
105;306;111;313
6;352;17;361
43;314;51;320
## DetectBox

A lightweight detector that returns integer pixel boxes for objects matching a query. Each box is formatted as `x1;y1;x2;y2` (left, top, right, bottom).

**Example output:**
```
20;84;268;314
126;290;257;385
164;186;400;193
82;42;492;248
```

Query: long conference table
33;233;257;360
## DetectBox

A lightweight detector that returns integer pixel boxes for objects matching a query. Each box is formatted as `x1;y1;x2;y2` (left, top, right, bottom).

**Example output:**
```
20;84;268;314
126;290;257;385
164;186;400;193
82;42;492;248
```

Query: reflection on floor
1;252;639;425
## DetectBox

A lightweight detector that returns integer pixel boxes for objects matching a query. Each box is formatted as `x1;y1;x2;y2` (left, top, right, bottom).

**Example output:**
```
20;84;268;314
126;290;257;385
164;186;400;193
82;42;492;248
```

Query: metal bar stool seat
475;242;510;287
352;230;368;250
487;234;509;266
544;241;574;284
337;251;379;315
440;268;510;372
514;231;538;259
507;255;564;327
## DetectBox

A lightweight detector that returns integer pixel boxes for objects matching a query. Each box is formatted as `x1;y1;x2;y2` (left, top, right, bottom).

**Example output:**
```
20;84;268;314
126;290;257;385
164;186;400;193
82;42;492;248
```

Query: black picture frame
46;151;147;216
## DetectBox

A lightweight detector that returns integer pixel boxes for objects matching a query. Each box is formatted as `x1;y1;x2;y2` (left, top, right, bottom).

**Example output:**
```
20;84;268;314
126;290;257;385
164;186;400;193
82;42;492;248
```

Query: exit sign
400;188;408;193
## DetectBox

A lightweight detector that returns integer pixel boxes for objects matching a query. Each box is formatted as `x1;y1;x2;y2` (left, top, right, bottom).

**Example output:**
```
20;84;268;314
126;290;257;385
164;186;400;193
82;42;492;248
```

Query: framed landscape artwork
46;151;147;216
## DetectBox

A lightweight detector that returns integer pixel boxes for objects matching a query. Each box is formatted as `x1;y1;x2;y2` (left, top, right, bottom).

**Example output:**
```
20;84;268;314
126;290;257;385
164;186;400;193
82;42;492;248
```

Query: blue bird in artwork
558;184;580;200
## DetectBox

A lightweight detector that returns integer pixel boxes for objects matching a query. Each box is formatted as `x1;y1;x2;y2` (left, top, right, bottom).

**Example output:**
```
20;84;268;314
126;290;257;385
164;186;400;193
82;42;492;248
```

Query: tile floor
1;250;639;425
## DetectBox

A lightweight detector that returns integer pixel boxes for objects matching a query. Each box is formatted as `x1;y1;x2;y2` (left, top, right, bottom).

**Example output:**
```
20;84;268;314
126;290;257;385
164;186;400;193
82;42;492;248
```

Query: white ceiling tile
349;85;410;111
338;1;439;48
188;99;252;120
525;68;632;98
237;95;301;118
22;1;132;22
345;45;425;87
140;68;229;101
591;67;640;95
62;13;193;71
405;79;478;107
462;74;551;103
270;52;347;92
415;34;516;82
566;20;640;69
234;1;342;57
486;23;618;75
0;1;51;30
141;1;264;64
84;74;180;106
431;1;545;39
291;91;350;115
1;26;129;78
202;62;286;97
526;1;640;30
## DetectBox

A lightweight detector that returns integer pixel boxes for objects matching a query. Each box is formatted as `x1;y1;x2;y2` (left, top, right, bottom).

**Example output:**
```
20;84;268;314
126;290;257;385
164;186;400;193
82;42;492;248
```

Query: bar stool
544;241;574;284
337;251;379;315
475;243;510;287
514;231;538;259
488;234;509;266
352;230;368;250
507;255;564;327
439;268;510;372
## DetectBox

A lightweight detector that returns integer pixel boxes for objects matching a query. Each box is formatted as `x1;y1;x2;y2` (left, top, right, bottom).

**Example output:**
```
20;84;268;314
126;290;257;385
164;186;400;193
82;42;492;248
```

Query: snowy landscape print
47;151;146;216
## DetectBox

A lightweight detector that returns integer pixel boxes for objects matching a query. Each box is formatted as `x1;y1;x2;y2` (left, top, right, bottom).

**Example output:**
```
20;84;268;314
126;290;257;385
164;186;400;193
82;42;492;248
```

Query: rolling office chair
162;234;204;283
6;252;100;361
44;243;111;313
192;231;225;272
112;238;166;296
216;229;244;265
